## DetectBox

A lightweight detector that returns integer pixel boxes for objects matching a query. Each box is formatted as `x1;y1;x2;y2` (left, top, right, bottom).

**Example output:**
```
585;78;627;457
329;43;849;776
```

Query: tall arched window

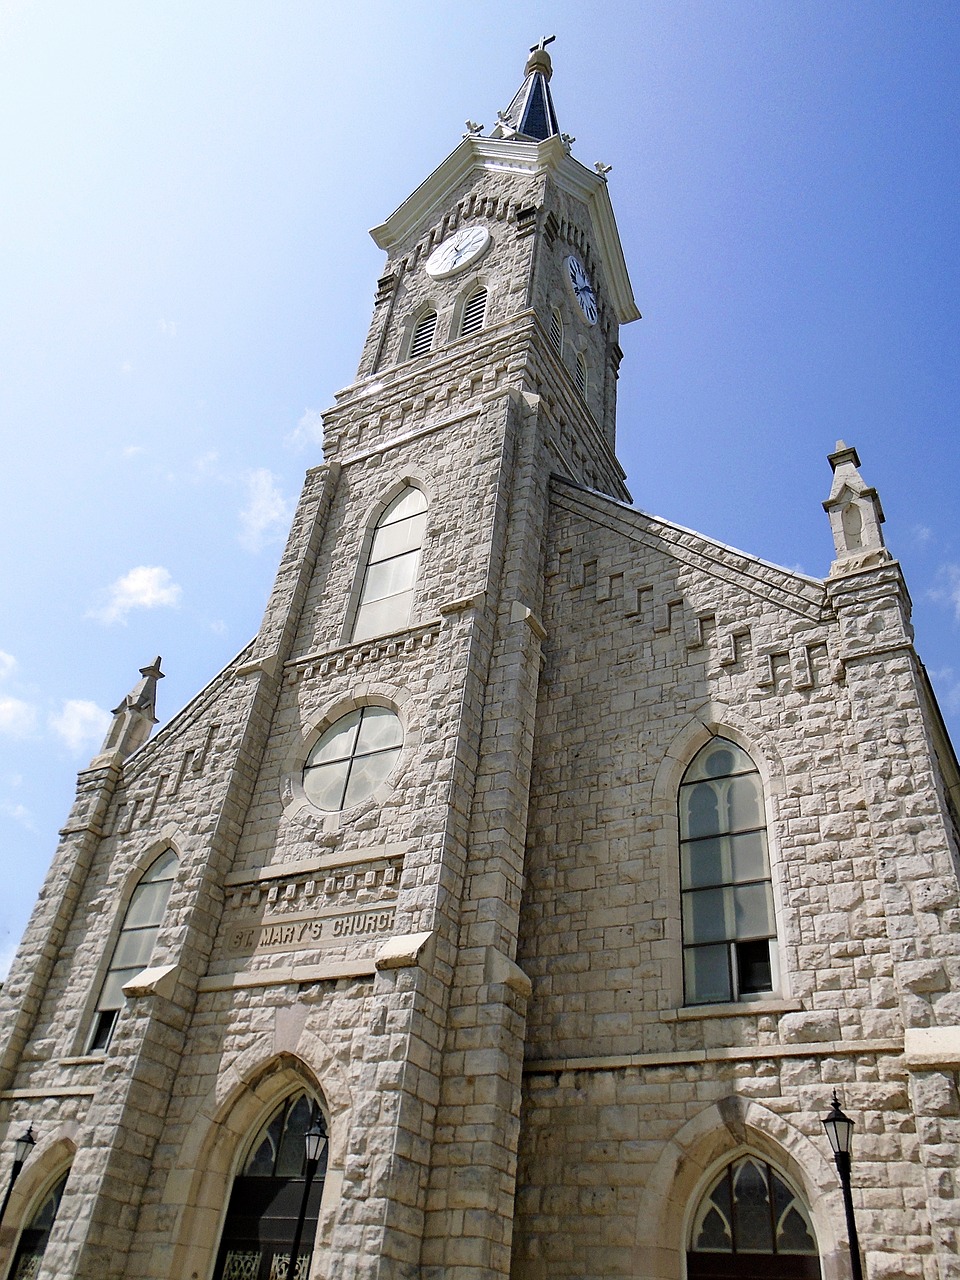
350;486;427;642
86;849;179;1052
460;286;487;337
679;738;777;1005
408;310;437;358
214;1091;328;1280
688;1155;820;1279
9;1170;70;1280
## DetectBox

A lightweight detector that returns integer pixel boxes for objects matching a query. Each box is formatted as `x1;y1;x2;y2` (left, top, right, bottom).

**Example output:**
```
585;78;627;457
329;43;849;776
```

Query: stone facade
1;47;959;1280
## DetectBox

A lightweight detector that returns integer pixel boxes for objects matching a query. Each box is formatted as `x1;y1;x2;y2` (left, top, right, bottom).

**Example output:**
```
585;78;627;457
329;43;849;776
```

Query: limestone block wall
510;479;960;1280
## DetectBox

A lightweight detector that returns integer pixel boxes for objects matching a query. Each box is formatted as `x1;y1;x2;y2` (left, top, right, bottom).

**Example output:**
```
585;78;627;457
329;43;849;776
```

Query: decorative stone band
196;932;442;992
524;1038;904;1074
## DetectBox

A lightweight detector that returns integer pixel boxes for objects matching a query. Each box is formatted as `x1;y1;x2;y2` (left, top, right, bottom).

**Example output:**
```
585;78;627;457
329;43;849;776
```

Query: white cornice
370;136;640;325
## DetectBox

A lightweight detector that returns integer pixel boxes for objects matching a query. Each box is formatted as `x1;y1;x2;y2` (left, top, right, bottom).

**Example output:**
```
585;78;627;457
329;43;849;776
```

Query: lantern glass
822;1094;854;1156
12;1127;35;1166
304;1123;327;1165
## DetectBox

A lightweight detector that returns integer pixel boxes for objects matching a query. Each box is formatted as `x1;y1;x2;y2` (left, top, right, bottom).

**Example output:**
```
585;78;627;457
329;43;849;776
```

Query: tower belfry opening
1;40;959;1280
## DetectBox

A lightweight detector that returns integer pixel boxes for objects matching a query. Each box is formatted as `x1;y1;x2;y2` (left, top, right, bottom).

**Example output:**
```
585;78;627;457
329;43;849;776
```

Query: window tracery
679;738;777;1004
688;1156;819;1278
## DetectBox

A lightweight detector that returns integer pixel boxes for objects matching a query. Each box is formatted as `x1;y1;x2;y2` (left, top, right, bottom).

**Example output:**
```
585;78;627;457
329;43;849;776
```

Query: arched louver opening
575;352;588;398
679;738;777;1005
460;287;487;337
409;310;437;358
213;1092;329;1280
87;849;178;1052
351;486;428;642
688;1156;820;1278
549;310;563;354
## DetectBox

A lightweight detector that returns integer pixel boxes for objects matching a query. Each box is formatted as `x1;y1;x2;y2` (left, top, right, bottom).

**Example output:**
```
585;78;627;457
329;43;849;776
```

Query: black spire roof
494;38;561;142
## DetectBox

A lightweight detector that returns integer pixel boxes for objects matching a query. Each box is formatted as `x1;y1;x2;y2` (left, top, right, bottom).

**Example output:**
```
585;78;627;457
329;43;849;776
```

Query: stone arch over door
632;1096;845;1280
162;1041;351;1280
0;1133;75;1280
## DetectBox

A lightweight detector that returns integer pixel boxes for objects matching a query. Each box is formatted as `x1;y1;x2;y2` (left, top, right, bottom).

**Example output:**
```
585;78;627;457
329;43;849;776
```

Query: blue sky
2;1;959;975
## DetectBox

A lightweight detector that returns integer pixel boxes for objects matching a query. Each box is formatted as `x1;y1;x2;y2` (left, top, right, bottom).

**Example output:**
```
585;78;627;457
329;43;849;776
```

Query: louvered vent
409;311;438;358
575;353;588;398
460;288;487;337
550;310;563;354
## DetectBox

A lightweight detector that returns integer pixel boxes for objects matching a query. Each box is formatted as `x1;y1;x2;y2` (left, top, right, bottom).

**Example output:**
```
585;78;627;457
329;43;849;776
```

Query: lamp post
821;1092;864;1280
0;1127;35;1229
286;1122;327;1280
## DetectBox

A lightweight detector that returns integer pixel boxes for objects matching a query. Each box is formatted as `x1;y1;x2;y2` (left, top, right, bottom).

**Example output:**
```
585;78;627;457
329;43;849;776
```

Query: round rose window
303;706;403;811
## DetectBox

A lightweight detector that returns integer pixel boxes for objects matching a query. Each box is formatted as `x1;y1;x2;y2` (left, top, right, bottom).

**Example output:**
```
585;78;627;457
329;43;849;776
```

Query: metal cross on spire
530;34;556;53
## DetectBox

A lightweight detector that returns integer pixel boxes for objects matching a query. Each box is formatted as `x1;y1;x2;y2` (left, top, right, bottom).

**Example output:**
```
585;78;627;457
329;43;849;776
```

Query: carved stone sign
227;905;396;957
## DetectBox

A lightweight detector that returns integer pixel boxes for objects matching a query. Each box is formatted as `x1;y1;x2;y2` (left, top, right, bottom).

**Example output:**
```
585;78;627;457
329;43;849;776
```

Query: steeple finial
492;38;561;143
823;442;890;574
96;657;164;761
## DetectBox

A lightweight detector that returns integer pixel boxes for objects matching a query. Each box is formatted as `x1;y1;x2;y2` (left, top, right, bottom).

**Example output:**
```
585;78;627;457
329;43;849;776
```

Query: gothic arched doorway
687;1155;821;1279
213;1090;328;1280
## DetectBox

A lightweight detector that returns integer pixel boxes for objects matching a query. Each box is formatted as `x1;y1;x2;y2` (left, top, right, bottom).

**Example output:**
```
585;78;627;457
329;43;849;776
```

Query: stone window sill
665;997;803;1022
59;1054;106;1066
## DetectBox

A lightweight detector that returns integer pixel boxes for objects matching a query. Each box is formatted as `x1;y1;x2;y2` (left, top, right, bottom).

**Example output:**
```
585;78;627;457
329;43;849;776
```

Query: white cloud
238;469;293;553
209;619;227;635
49;699;112;753
286;408;324;451
928;564;960;623
0;650;16;680
911;524;934;548
89;565;182;625
158;318;177;337
0;800;34;830
0;696;36;737
122;444;146;458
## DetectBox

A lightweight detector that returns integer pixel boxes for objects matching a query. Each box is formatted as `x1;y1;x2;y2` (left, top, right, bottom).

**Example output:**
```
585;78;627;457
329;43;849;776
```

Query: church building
2;42;960;1280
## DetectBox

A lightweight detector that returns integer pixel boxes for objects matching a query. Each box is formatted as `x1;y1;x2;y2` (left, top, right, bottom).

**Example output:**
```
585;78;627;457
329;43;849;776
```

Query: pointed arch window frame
84;847;180;1054
407;307;438;360
678;736;781;1007
212;1089;330;1280
549;308;564;356
458;283;488;339
347;483;429;644
575;350;588;399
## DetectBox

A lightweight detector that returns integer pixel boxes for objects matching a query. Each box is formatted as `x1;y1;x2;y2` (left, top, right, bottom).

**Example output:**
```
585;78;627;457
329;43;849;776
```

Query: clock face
565;255;598;325
424;225;491;279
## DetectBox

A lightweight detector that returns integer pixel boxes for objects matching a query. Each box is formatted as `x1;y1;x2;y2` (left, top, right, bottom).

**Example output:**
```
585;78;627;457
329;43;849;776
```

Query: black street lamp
0;1127;35;1228
821;1092;864;1280
286;1121;328;1280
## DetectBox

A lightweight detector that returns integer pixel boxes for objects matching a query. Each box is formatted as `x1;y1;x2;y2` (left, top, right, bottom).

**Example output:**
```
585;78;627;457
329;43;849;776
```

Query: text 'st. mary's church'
2;43;960;1280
